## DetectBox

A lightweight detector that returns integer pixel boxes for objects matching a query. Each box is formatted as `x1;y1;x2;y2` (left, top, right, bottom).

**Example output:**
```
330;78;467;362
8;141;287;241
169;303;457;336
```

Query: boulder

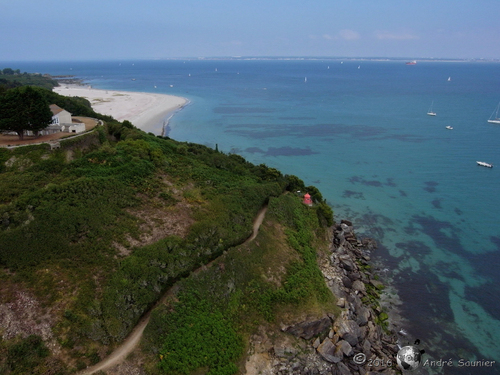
335;339;354;357
341;276;352;289
352;280;366;293
316;338;342;363
347;271;361;281
339;256;355;272
334;317;361;346
356;306;370;326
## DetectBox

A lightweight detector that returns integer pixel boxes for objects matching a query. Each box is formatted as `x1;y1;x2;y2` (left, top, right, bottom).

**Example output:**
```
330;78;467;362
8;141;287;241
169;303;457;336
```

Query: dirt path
78;206;268;375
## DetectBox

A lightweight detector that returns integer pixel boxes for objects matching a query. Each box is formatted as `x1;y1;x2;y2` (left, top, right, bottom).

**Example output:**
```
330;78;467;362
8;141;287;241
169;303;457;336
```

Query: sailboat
427;101;437;116
487;102;500;124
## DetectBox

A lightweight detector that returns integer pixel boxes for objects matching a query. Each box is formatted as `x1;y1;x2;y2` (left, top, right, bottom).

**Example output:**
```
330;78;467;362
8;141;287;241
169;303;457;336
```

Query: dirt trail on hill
78;205;268;375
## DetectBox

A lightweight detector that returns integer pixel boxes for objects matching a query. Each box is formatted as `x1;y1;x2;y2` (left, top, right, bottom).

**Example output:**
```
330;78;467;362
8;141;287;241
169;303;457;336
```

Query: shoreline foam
53;85;189;134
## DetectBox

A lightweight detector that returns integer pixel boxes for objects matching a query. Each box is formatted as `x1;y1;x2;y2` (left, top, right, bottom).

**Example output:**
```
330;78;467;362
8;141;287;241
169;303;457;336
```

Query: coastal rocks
245;220;401;375
314;220;400;374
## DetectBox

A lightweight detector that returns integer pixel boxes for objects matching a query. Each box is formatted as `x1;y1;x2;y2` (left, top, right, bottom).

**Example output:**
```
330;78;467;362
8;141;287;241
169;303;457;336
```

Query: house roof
50;104;71;116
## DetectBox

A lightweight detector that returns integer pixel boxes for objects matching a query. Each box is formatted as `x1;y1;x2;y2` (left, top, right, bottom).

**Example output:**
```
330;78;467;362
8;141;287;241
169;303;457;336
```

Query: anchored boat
487;102;500;124
476;161;493;168
427;101;436;116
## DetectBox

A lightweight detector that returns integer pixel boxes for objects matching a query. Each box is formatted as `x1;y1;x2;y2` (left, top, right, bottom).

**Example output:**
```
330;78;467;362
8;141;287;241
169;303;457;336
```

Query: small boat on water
487;102;500;124
406;60;417;65
427;101;436;116
477;161;493;168
445;126;453;130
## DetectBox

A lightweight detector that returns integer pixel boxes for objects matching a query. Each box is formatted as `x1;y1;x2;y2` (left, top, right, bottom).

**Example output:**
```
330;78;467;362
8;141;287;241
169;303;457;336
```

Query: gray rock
334;317;361;346
336;297;346;308
358;325;368;341
339;255;355;272
313;337;321;349
352;280;366;293
347;271;361;281
335;361;352;375
367;321;381;344
362;339;372;356
335;339;354;356
329;281;347;299
341;276;352;289
316;338;342;363
356;306;370;326
348;293;363;312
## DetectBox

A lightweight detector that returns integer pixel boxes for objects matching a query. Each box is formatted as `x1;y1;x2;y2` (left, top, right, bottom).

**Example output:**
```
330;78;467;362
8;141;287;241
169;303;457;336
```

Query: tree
2;68;15;75
0;86;53;140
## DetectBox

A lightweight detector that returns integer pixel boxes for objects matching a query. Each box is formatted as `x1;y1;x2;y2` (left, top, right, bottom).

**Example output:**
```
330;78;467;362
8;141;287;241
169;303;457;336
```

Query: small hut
303;193;313;206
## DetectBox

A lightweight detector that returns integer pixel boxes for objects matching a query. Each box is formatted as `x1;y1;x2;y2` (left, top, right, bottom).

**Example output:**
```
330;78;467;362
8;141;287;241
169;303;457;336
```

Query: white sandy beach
54;85;188;134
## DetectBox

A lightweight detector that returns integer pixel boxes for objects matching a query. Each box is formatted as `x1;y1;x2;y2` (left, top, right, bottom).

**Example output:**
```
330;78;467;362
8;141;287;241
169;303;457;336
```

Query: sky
2;0;500;61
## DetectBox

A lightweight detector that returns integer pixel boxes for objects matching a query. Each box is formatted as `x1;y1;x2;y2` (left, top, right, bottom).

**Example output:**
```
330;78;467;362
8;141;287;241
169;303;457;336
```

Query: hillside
0;111;336;374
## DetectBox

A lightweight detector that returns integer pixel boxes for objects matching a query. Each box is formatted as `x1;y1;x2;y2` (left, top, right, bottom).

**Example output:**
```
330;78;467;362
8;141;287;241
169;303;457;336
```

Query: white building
50;104;72;126
37;104;85;135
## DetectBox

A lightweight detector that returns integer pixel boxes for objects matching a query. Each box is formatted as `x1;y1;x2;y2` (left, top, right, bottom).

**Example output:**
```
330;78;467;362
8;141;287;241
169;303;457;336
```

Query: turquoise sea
6;59;500;373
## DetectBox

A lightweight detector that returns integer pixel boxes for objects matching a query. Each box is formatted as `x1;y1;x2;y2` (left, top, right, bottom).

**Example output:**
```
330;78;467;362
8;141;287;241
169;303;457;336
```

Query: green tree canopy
0;86;53;139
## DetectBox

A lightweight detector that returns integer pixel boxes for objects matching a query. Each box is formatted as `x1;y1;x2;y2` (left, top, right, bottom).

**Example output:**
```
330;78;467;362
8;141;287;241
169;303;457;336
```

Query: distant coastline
147;56;500;63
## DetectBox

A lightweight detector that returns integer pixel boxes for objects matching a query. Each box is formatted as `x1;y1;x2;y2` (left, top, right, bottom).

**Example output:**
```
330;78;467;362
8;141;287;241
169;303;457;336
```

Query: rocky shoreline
246;220;403;375
49;75;85;86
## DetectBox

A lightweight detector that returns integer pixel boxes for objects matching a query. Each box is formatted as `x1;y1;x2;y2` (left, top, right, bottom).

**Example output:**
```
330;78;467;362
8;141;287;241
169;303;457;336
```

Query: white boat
427;101;436;116
445;126;453;130
447;77;451;81
477;161;493;168
487;102;500;124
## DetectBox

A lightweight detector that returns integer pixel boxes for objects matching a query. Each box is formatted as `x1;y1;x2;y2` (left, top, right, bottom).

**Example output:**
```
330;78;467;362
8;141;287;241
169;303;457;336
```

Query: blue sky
2;0;500;60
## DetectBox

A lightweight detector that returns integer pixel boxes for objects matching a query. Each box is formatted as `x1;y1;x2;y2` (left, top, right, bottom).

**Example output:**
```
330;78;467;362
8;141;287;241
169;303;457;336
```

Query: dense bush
4;335;52;375
155;290;243;375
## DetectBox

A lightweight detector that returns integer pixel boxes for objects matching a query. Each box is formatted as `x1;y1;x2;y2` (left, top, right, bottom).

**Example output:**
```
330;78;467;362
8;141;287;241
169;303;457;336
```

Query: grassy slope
0;108;333;374
142;193;337;375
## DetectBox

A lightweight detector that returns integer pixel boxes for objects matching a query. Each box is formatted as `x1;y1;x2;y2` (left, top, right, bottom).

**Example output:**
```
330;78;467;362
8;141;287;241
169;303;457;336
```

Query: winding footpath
79;205;268;374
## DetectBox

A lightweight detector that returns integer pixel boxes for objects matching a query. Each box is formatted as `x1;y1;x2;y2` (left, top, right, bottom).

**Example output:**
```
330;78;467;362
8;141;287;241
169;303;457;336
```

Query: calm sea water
6;59;500;372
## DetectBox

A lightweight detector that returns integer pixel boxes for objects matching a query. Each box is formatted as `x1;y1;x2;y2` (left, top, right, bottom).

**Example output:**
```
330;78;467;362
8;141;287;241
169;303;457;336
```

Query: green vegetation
0;68;58;91
0;80;335;374
143;193;334;375
0;86;53;139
